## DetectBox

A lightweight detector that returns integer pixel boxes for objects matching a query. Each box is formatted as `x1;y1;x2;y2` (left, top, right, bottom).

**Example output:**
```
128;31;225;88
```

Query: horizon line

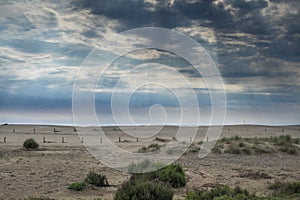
2;122;299;127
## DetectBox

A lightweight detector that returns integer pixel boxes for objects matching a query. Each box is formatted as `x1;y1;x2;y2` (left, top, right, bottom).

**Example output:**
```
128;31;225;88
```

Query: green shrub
127;159;163;173
279;144;297;154
156;163;186;188
239;142;245;147
242;147;252;155
166;145;185;155
212;146;222;154
85;171;109;187
189;146;200;153
23;138;39;149
131;163;186;188
185;185;268;200
138;143;163;153
224;145;241;154
68;181;86;191
268;181;300;196
252;145;272;154
114;179;173;200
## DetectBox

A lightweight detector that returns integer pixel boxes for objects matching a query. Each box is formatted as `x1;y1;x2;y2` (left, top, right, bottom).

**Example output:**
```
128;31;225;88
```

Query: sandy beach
0;124;299;199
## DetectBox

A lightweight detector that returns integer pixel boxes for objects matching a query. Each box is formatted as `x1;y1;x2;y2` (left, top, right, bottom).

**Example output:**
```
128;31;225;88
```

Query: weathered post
4;137;6;143
62;137;65;143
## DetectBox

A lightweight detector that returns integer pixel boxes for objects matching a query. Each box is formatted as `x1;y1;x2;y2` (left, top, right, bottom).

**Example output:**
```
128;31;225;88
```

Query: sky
0;0;299;126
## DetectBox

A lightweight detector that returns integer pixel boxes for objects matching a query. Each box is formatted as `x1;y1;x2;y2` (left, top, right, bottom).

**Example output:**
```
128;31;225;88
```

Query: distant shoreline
1;123;299;128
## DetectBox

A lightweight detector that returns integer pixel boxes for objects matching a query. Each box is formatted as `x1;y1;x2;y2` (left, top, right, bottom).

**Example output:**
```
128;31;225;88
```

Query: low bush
23;138;39;149
252;145;272;154
268;181;300;196
127;159;163;173
24;197;53;200
212;146;222;154
186;185;268;200
114;179;173;200
239;142;245;147
214;135;299;156
68;181;86;191
138;143;163;153
278;144;297;155
188;146;200;153
224;145;241;154
132;163;186;188
156;163;187;187
85;171;109;187
242;147;252;155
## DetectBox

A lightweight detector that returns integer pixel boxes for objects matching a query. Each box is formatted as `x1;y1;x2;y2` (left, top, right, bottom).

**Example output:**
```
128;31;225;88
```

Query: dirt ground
0;124;299;199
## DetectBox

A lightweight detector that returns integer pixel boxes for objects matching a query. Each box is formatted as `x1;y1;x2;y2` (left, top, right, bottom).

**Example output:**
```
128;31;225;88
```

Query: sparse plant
114;179;173;200
239;142;245;147
278;144;297;154
138;143;164;153
23;138;39;149
224;145;241;154
214;135;299;156
24;197;53;200
131;163;187;188
166;145;185;155
268;181;300;197
185;185;270;200
251;144;272;154
189;146;200;153
156;163;187;187
212;145;221;154
127;159;163;173
68;181;86;191
242;147;252;155
85;171;109;187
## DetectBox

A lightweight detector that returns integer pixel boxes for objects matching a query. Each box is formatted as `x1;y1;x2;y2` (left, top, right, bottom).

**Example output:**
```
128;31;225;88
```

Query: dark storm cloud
72;0;299;62
0;0;299;125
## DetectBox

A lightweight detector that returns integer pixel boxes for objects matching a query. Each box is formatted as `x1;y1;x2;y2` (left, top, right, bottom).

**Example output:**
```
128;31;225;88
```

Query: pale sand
0;124;299;199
